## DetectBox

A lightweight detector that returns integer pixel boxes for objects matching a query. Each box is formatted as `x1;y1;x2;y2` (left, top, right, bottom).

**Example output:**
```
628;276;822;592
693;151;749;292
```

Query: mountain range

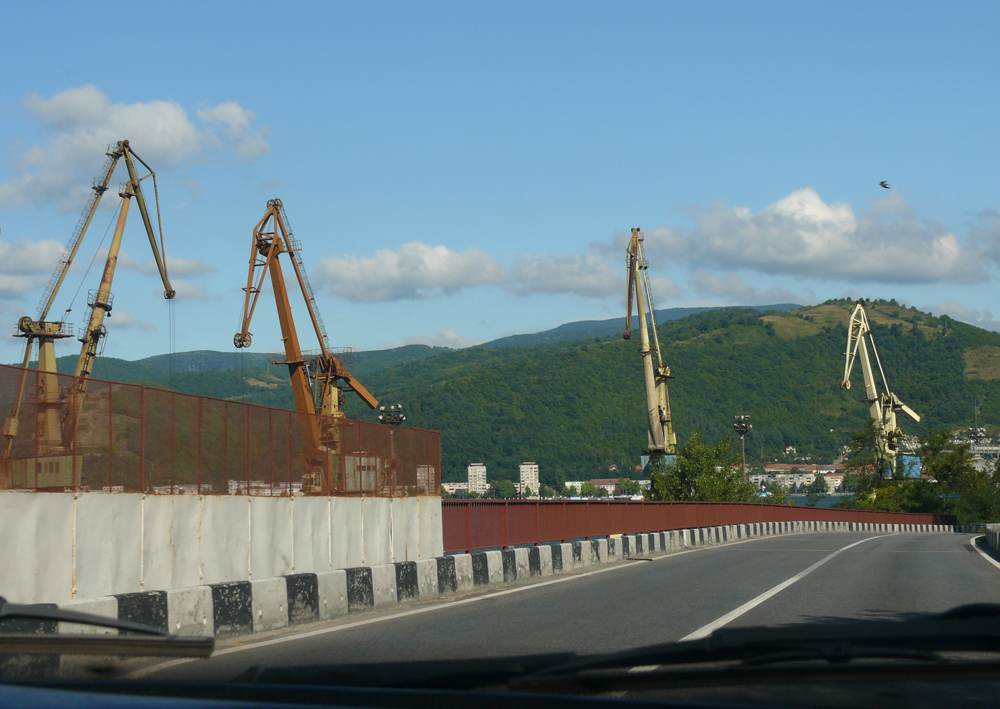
13;301;999;489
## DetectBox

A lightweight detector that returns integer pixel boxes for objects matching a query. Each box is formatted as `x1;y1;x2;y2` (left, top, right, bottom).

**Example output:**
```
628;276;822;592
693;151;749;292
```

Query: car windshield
1;3;1000;707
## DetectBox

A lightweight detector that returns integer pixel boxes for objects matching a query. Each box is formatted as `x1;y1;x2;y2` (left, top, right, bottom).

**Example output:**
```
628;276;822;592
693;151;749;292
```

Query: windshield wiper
0;596;213;658
510;603;1000;691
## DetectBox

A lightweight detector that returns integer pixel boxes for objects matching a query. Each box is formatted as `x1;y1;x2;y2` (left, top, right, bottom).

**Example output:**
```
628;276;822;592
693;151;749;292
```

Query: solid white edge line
129;530;876;679
679;535;892;641
972;535;1000;572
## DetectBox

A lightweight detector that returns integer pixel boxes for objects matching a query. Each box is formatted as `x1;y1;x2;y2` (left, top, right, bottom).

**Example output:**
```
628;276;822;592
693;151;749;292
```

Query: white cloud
688;270;812;306
169;279;218;301
197;102;270;160
0;238;66;297
507;254;620;298
1;85;269;211
138;255;215;278
0;275;48;299
0;238;66;275
382;327;482;349
633;188;985;285
647;275;683;302
928;301;1000;333
106;310;157;332
315;242;506;302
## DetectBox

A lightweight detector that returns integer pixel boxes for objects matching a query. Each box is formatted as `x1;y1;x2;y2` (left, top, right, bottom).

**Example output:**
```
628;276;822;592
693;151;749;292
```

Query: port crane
623;228;676;465
840;299;920;465
234;199;379;494
2;140;174;476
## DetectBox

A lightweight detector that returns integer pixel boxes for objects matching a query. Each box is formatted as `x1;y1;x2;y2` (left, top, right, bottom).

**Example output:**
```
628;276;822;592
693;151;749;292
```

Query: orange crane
234;199;379;493
2;140;174;481
623;228;676;465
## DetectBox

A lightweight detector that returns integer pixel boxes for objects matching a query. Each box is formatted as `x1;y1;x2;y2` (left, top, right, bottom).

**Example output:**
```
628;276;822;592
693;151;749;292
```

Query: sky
1;2;999;363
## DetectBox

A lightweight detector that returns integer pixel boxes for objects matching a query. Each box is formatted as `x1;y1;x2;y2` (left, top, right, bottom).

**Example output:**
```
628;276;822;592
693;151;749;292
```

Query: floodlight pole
734;415;752;480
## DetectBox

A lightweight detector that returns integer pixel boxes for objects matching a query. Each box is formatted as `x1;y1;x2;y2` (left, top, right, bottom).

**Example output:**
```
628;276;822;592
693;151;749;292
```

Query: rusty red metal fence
0;363;440;496
442;500;957;553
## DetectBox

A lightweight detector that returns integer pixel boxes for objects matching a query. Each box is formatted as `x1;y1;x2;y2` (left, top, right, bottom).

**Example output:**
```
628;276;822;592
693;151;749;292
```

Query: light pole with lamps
733;415;752;480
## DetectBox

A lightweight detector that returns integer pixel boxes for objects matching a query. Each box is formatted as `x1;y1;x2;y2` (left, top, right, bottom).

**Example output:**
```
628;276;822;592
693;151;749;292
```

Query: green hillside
342;300;1000;487
18;300;1000;490
477;304;799;348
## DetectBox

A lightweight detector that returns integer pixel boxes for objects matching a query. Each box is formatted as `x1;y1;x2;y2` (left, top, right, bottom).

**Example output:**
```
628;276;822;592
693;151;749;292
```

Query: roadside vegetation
833;420;1000;524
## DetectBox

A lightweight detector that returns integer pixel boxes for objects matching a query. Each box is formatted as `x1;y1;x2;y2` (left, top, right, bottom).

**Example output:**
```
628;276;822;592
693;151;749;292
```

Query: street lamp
733;415;752;479
378;404;406;426
968;426;987;455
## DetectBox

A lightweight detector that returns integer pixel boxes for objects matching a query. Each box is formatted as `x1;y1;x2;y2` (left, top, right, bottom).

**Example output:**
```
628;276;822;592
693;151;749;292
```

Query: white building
467;463;488;495
563;481;585;495
441;482;468;495
519;462;540;498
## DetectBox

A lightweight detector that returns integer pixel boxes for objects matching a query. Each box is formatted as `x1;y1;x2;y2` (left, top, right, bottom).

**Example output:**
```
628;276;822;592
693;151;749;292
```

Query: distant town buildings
519;462;539;497
467;463;488;495
589;478;619;496
749;464;846;494
441;482;468;495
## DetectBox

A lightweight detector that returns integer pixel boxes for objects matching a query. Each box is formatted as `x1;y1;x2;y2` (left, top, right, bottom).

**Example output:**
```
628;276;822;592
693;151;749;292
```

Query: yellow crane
840;299;920;465
2;140;174;479
234;199;379;494
623;228;676;464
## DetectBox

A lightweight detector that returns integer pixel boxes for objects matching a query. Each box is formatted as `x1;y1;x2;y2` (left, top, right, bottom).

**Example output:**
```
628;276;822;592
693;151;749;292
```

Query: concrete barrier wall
0;492;443;604
59;518;954;642
985;524;1000;554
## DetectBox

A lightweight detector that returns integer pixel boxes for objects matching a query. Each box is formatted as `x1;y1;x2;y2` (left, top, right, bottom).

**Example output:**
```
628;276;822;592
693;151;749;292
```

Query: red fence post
466;502;473;553
503;501;510;549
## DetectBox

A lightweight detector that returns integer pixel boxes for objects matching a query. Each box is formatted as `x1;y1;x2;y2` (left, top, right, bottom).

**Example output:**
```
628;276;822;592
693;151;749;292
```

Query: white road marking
129;559;647;678
972;536;1000;572
129;531;879;679
679;535;891;641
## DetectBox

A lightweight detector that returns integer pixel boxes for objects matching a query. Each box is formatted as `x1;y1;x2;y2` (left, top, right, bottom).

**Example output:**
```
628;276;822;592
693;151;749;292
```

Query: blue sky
1;2;998;362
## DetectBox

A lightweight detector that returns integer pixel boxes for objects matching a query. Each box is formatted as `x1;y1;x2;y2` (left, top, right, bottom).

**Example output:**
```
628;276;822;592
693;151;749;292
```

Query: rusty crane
2;141;174;482
234;199;379;494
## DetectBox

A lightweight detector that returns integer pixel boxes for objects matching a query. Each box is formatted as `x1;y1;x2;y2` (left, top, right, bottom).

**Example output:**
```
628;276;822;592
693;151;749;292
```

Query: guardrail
442;500;956;553
986;524;1000;554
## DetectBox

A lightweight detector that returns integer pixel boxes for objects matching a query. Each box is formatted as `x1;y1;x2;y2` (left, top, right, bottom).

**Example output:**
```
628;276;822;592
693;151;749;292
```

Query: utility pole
734;415;752;480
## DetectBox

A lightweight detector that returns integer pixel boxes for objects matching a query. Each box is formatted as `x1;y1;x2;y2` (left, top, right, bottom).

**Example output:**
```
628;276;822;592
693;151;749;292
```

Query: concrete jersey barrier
50;519;957;640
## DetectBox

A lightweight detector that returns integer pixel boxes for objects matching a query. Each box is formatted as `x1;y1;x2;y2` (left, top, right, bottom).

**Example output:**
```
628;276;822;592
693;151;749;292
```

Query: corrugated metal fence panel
0;363;439;498
441;500;956;552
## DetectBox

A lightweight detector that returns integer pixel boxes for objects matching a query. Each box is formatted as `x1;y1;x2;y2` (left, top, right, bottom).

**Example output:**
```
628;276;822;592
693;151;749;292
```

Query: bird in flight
879;181;890;189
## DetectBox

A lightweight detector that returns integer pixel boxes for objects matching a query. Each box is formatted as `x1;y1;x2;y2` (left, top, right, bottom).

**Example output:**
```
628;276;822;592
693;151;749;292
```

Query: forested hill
345;300;1000;486
18;300;1000;489
476;303;799;348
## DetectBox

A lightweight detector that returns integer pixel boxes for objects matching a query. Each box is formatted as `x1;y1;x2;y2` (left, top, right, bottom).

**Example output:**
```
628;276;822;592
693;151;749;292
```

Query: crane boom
840;300;919;464
234;199;379;494
624;228;676;463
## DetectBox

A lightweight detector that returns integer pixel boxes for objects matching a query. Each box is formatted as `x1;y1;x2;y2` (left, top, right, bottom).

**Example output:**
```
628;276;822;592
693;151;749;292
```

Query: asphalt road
141;531;1000;682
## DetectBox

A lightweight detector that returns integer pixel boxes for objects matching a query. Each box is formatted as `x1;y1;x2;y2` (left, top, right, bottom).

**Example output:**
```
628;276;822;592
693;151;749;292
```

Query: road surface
141;531;1000;681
